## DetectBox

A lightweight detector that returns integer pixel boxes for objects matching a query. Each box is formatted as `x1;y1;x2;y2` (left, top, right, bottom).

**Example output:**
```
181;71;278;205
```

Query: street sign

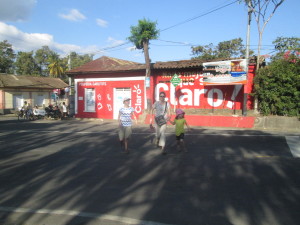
170;73;181;87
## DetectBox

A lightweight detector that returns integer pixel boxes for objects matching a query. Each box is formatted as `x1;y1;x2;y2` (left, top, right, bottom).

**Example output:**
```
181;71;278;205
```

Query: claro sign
155;73;245;110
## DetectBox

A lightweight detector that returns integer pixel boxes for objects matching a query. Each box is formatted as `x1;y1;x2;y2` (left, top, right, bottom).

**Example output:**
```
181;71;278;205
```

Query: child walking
169;108;191;152
118;97;137;154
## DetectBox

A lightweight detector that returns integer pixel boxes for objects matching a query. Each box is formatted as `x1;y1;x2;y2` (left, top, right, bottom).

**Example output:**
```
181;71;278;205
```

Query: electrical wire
160;0;239;32
93;0;241;54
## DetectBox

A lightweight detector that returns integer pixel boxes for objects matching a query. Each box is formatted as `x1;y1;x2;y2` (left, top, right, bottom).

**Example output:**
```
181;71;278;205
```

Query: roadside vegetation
254;37;300;117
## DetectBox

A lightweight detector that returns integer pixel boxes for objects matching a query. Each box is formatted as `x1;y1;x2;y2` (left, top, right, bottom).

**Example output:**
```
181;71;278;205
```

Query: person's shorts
176;133;185;141
118;126;132;140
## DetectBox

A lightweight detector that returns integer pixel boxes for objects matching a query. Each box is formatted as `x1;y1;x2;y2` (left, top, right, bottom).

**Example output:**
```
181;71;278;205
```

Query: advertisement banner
155;72;244;110
203;59;247;85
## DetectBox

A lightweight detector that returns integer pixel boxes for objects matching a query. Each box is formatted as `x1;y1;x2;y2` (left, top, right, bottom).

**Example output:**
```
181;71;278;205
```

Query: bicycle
15;108;34;121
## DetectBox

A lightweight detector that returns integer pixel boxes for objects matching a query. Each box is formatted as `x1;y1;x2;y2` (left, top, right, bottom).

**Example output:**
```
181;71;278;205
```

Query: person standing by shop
62;102;68;119
150;91;171;154
118;97;137;154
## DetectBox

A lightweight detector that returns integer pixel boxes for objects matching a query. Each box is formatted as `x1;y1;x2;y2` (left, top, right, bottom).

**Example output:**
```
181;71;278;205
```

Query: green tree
191;43;218;60
254;55;300;117
192;38;252;60
272;37;300;60
49;61;64;78
0;40;15;73
128;18;159;109
14;51;40;75
48;53;65;78
64;52;93;70
35;46;57;76
217;38;245;58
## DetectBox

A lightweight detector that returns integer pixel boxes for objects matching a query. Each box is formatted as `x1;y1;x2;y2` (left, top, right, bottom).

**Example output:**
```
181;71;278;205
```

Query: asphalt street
0;118;299;225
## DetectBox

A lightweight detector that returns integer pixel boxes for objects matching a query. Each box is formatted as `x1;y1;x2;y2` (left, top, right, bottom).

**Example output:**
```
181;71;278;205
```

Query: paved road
0;119;299;225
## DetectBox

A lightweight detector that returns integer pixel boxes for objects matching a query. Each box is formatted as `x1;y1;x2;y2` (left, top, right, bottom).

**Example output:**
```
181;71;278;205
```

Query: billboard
203;59;247;85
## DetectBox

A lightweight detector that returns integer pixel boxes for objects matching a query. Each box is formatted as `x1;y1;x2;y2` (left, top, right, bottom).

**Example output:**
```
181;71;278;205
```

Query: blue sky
0;0;299;63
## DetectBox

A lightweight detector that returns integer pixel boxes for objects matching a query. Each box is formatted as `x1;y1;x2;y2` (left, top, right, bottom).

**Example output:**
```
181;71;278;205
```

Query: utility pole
243;0;252;116
68;53;71;84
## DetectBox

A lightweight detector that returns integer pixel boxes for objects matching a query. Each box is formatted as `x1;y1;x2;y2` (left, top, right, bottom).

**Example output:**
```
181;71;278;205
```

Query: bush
254;56;300;117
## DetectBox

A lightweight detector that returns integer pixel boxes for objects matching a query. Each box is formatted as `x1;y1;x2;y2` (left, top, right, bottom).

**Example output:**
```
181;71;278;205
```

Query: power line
160;0;239;32
102;0;240;54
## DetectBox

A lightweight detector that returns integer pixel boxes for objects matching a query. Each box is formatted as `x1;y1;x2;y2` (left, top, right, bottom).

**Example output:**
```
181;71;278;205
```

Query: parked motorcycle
33;106;46;120
45;105;62;119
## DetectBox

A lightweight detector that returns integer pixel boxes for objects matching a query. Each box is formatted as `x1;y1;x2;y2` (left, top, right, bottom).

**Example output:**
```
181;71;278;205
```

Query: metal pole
243;0;252;116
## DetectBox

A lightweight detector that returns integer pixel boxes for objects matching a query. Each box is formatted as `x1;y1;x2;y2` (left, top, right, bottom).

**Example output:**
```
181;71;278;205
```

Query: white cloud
107;37;125;47
0;22;104;56
0;0;36;22
59;9;86;22
96;18;108;28
127;46;136;51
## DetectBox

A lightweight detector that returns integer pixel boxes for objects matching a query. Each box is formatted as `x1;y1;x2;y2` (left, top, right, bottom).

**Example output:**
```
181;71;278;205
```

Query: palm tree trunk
143;40;152;111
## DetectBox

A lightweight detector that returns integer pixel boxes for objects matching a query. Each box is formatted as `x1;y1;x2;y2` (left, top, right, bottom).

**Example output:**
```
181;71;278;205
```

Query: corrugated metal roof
66;56;255;75
67;56;206;74
153;59;204;69
67;56;145;73
0;74;68;89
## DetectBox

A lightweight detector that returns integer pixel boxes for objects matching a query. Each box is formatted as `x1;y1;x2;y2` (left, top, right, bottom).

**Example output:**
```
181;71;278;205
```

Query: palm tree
49;61;64;78
48;53;65;78
128;18;159;110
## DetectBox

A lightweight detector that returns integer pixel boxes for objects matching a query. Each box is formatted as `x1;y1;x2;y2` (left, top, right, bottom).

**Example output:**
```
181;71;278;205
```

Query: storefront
75;77;145;119
67;56;255;120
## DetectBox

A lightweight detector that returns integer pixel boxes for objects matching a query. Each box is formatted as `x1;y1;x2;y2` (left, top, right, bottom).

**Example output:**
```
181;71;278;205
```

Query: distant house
0;74;68;114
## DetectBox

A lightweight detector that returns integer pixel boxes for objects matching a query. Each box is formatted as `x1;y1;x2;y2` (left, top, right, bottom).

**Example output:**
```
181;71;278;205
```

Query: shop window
36;94;45;107
85;88;95;112
13;95;23;109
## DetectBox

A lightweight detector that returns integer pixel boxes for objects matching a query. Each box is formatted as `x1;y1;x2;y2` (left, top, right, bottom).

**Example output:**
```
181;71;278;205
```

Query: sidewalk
1;113;299;132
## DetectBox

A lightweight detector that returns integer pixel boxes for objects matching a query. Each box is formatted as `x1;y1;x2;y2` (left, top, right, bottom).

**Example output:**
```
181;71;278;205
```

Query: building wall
0;90;4;110
0;88;54;114
73;63;255;119
75;77;145;119
152;71;251;111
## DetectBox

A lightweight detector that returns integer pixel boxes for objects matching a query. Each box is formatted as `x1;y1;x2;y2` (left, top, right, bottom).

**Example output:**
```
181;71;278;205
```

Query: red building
67;56;256;127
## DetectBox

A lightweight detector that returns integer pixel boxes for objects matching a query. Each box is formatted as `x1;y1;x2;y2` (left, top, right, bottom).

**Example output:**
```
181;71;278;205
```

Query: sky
0;0;299;64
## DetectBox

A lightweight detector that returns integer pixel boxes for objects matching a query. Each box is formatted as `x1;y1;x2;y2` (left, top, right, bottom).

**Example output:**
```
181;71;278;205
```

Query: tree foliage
15;51;40;75
0;40;93;78
0;40;15;73
254;53;300;117
272;37;300;60
48;60;64;78
34;46;57;76
191;38;253;60
66;52;93;70
127;19;159;50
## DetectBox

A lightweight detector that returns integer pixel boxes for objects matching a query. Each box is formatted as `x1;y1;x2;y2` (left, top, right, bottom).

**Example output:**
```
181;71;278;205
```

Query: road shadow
0;120;299;225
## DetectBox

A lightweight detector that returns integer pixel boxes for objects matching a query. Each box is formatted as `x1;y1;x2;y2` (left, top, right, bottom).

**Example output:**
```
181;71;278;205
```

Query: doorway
113;88;131;119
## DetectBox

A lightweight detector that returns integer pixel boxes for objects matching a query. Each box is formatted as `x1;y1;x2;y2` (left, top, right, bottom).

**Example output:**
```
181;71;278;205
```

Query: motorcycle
33;107;46;120
45;105;62;119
